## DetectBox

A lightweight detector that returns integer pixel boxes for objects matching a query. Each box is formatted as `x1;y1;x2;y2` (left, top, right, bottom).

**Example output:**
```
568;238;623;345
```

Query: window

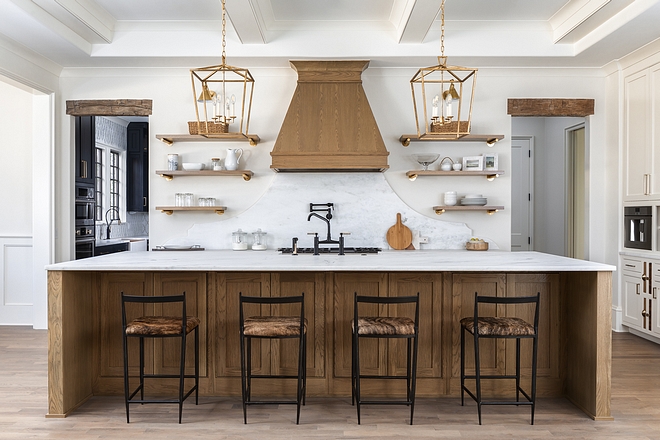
95;147;103;221
95;143;125;223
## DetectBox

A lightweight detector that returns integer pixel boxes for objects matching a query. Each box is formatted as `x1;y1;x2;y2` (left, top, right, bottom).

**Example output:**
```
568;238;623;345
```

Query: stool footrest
357;400;413;406
248;374;301;379
463;374;518;380
245;400;299;406
357;375;410;380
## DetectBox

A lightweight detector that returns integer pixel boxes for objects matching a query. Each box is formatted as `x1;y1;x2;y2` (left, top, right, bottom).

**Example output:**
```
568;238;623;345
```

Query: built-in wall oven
75;184;96;259
624;206;652;251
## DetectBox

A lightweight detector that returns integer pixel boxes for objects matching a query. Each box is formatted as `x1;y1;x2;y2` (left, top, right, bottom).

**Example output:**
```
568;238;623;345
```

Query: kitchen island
46;250;615;420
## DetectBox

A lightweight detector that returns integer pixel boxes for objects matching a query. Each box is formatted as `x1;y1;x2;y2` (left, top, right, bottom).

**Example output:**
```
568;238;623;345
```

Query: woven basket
431;121;469;134
466;241;489;251
188;121;228;135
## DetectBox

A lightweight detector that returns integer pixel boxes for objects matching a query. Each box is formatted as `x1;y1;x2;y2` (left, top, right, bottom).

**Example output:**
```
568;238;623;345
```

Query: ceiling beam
395;0;441;44
550;0;610;43
54;0;115;43
8;0;92;53
225;0;266;44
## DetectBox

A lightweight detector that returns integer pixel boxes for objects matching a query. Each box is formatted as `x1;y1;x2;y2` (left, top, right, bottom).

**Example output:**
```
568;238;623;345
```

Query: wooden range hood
271;60;389;172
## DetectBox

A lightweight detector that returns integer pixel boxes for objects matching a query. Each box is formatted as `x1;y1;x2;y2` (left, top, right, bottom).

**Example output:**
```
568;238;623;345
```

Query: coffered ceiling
1;0;659;69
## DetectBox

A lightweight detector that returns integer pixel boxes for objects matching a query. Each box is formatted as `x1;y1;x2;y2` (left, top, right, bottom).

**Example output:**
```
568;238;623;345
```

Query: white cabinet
621;256;655;334
653;263;660;334
623;64;660;201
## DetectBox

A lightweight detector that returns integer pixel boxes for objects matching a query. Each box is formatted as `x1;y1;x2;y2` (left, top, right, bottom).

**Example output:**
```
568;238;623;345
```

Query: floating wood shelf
156;206;227;215
399;134;504;147
406;170;504;181
432;205;504;215
155;133;260;146
156;170;253;181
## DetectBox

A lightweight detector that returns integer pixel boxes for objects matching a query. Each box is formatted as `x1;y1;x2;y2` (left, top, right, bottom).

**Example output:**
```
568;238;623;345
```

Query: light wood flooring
2;327;660;439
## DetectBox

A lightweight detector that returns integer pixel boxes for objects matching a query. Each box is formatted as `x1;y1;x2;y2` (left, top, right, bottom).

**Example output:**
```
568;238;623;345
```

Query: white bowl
182;162;204;171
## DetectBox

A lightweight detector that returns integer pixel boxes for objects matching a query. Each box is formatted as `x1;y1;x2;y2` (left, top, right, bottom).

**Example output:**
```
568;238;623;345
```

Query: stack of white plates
460;194;487;206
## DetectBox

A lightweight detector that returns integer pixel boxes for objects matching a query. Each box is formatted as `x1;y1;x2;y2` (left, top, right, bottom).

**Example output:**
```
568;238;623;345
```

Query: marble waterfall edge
164;174;491;250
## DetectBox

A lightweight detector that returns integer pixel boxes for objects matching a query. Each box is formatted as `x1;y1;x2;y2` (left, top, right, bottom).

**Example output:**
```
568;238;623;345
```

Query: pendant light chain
221;0;227;65
440;0;445;58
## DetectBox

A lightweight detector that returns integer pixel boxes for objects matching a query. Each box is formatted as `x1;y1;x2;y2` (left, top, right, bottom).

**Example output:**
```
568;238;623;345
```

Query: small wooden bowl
466;241;488;251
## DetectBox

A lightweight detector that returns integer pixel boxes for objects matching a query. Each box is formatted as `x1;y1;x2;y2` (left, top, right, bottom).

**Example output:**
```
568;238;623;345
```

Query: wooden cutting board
386;213;413;250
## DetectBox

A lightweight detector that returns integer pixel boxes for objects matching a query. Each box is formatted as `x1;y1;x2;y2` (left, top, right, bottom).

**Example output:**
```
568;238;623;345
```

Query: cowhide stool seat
239;293;307;424
121;292;199;424
351;292;420;425
460;292;540;425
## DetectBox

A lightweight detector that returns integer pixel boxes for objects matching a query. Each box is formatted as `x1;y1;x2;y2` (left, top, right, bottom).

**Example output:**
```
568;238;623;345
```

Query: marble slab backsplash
97;211;149;240
164;174;496;251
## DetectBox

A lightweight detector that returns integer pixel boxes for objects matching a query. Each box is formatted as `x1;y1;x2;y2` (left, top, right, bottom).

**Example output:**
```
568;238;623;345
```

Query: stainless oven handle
640;218;645;242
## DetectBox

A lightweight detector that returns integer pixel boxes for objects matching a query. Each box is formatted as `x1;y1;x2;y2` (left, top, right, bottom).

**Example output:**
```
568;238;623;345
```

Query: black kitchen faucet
307;203;347;255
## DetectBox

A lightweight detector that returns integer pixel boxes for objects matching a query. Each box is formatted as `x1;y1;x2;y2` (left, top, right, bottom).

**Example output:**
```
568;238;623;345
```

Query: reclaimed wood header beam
66;99;152;116
507;98;594;117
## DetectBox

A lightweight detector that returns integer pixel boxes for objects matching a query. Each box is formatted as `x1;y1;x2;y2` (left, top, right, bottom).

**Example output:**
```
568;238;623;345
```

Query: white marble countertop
46;250;616;272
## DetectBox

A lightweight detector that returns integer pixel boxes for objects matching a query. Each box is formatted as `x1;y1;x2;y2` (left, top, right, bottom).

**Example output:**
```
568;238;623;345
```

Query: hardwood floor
2;327;659;439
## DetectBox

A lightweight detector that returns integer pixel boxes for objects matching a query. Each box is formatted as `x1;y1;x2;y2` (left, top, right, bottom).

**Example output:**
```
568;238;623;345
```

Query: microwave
624;206;652;251
75;184;94;201
75;200;95;225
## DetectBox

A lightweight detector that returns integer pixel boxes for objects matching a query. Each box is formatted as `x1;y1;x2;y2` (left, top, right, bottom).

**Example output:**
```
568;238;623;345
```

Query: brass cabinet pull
625;264;636;268
636;283;640;295
81;160;88;179
654;287;657;300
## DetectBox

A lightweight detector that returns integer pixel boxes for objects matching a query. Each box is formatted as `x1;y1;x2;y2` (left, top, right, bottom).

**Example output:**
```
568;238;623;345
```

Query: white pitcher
225;148;243;171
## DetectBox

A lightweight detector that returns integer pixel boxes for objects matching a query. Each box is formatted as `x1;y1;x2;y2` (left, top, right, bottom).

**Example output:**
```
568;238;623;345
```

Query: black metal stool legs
459;292;540;425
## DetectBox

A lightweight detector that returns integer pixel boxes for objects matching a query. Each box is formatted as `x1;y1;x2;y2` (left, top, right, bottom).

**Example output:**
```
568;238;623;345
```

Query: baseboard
627;327;660;344
612;305;624;332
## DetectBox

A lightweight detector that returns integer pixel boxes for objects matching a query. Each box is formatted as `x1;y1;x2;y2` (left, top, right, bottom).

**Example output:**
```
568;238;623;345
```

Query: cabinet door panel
271;272;325;378
333;273;388;378
214;273;270;377
388;273;443;378
624;71;649;201
98;272;151;378
623;275;643;328
651;65;660;198
153;273;207;377
451;274;506;379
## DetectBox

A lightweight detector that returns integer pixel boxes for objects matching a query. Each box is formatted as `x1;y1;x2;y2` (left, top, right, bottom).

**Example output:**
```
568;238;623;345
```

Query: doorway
511;136;533;251
566;124;587;259
511;117;586;257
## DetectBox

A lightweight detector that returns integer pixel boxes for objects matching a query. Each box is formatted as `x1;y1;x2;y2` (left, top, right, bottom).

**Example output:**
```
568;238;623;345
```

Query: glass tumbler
184;193;194;206
175;192;184;207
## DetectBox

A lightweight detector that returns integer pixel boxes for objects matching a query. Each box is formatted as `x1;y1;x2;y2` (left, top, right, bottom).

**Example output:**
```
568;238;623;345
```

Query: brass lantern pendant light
409;0;477;140
190;0;255;141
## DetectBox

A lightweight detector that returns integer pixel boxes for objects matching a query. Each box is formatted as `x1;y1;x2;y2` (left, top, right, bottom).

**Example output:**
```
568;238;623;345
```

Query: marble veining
46;250;616;272
163;173;488;250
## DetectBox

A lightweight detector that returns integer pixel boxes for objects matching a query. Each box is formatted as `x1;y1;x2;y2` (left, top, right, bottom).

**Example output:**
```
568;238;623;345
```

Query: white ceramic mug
444;191;457;206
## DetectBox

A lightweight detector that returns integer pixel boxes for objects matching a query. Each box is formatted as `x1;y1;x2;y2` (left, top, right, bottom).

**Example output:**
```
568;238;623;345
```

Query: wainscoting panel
0;236;33;325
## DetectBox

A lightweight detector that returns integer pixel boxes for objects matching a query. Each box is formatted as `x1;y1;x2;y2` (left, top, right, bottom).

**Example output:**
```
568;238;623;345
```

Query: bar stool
239;293;307;424
460;292;540;425
121;292;200;424
352;292;420;425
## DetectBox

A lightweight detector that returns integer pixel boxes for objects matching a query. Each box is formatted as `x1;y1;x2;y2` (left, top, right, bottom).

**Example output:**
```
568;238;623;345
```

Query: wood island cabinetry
47;263;611;421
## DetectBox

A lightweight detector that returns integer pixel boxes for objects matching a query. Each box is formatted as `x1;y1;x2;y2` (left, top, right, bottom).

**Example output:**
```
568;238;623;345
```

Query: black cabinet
127;122;149;212
94;242;128;256
75;116;95;185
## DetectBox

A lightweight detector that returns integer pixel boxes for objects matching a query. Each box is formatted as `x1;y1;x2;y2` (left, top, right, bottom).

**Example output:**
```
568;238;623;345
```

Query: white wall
0;79;33;234
57;66;609;256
